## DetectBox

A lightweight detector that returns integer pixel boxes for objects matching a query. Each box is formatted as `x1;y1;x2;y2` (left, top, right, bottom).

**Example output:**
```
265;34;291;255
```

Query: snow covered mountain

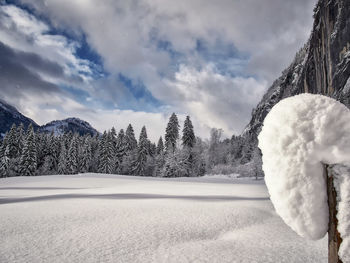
0;99;39;136
40;118;99;136
0;99;99;137
239;0;350;166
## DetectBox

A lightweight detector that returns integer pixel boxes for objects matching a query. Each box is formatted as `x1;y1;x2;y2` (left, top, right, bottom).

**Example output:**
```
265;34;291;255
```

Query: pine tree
0;145;10;177
17;123;25;157
20;124;37;176
6;123;19;159
165;113;180;153
57;139;67;174
80;136;92;173
156;137;164;155
154;137;165;177
182;116;196;148
98;131;113;174
125;124;137;152
67;134;79;174
90;134;100;173
115;129;126;171
162;149;186;177
132;126;149;176
181;116;196;176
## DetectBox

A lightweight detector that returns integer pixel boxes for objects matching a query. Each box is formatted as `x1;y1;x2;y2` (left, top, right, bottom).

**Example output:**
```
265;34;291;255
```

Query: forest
0;113;261;178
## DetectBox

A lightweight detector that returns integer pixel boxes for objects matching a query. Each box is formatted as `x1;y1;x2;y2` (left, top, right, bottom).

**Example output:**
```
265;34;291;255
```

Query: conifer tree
98;131;113;174
154;137;165;177
57;139;67;174
0;145;10;177
125;124;137;151
67;134;79;174
181;116;196;176
115;129;126;172
182;116;196;148
80;136;92;173
133;126;148;176
165;113;179;153
7;123;19;159
20;124;37;176
156;136;164;155
17;123;25;157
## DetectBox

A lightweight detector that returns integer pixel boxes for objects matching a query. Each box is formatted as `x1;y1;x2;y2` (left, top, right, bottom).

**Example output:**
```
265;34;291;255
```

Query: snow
41;117;98;136
258;94;350;241
0;174;326;263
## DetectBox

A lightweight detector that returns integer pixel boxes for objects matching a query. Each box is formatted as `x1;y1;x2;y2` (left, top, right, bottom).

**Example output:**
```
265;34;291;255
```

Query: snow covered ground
0;174;326;263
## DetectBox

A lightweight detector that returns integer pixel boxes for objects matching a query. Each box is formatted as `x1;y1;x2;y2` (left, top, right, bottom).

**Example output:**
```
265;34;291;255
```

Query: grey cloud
14;0;317;135
0;41;61;97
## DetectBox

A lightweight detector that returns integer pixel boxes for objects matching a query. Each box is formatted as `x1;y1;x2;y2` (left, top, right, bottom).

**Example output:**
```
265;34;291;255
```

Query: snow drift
258;94;350;241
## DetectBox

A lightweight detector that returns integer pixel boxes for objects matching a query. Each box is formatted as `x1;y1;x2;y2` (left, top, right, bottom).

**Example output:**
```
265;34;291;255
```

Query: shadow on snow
0;193;269;205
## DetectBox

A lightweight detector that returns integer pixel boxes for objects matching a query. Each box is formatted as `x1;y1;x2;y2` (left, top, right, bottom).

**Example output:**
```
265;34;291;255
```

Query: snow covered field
0;174;326;263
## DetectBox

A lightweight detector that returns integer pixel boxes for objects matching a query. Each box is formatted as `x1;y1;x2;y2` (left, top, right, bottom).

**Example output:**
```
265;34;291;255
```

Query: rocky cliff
240;0;350;167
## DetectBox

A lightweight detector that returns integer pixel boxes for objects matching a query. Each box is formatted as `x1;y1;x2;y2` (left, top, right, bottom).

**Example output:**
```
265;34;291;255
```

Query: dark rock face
0;99;39;136
241;0;350;165
301;0;350;104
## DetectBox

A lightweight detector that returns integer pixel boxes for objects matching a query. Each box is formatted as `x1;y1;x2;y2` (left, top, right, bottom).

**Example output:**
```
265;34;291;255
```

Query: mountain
0;99;39;136
40;118;99;136
239;0;350;168
0;99;99;137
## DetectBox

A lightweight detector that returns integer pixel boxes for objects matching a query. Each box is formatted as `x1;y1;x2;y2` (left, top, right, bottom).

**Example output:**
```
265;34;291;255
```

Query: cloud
0;4;98;85
1;0;317;138
165;64;267;135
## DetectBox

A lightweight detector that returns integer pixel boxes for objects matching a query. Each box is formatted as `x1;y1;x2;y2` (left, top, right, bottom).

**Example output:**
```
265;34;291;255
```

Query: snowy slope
40;117;99;136
0;98;39;135
0;175;326;263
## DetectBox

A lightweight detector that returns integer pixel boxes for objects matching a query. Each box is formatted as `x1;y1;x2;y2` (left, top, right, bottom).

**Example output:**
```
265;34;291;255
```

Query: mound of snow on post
258;94;350;240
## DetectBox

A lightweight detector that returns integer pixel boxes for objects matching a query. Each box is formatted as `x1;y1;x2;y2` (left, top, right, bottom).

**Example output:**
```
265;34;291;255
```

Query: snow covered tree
98;131;113;174
17;123;25;157
0;144;10;177
90;134;100;173
80;136;92;173
192;137;206;177
66;134;79;174
132;126;149;176
165;113;179;153
156;137;164;155
6;124;19;159
115;129;126;172
125;124;137;152
19;124;37;176
57;139;67;174
182;116;195;148
207;128;223;169
259;94;350;262
162;149;186;177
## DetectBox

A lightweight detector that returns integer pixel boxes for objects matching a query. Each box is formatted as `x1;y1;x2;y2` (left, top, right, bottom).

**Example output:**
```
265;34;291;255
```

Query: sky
0;0;317;141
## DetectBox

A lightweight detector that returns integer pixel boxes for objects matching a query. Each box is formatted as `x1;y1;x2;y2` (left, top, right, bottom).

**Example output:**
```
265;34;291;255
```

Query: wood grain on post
325;164;342;263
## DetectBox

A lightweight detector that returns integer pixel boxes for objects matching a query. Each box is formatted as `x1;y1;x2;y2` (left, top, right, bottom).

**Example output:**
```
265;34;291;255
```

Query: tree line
0;113;208;177
0;112;263;178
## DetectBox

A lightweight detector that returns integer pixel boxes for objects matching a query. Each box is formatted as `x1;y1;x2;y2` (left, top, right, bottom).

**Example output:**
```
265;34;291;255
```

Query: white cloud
165;64;267;135
2;0;317;138
0;4;97;86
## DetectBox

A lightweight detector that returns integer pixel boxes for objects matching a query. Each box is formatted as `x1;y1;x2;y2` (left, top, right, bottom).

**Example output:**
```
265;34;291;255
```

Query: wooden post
325;164;342;263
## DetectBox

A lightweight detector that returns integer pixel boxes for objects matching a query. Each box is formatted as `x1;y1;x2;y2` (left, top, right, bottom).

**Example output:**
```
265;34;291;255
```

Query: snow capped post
258;94;350;263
